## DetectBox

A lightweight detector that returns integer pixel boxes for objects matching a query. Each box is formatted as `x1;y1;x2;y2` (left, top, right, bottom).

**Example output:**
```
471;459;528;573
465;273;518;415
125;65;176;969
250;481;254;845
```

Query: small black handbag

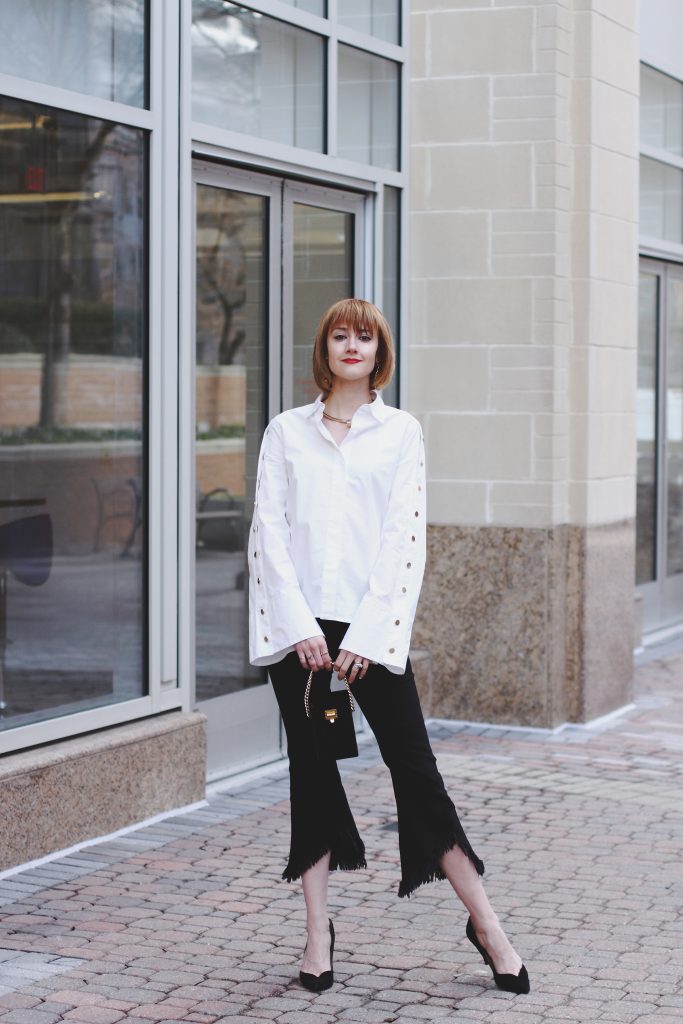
304;668;359;761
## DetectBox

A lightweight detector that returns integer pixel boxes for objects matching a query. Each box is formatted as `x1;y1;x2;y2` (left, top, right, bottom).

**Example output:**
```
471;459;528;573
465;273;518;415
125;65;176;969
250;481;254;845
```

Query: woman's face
326;322;379;388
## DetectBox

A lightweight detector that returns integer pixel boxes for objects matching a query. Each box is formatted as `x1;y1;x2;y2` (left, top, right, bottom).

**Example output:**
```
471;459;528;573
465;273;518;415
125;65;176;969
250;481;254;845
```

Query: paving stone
1;653;682;1023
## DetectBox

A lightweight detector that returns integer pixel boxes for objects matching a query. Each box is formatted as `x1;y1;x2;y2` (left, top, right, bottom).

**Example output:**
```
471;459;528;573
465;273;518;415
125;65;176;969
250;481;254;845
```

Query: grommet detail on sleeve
264;635;269;642
411;535;416;541
389;647;395;654
406;561;412;568
257;577;261;584
395;619;400;625
415;511;419;516
253;551;258;557
401;586;407;593
260;608;265;615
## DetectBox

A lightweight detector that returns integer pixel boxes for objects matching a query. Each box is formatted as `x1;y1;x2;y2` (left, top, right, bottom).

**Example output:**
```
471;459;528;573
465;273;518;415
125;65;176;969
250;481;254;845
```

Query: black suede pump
466;916;530;995
299;918;335;992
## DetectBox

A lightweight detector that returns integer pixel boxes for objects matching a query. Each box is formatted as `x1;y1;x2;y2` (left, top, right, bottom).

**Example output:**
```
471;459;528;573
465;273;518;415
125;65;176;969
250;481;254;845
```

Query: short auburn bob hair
312;298;395;397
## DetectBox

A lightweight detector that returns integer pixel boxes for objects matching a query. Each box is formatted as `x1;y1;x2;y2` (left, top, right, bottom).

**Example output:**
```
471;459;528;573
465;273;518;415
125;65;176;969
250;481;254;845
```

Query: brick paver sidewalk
1;651;682;1024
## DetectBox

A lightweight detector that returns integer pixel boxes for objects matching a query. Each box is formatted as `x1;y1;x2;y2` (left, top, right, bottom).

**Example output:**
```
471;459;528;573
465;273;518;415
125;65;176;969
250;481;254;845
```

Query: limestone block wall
409;0;639;726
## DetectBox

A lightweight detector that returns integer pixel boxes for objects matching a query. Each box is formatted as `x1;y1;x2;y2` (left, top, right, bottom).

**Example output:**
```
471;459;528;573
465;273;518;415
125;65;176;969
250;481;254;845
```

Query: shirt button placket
320;449;346;615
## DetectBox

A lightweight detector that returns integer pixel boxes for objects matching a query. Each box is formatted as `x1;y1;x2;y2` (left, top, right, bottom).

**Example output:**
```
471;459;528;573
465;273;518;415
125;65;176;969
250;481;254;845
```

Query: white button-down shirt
248;390;426;674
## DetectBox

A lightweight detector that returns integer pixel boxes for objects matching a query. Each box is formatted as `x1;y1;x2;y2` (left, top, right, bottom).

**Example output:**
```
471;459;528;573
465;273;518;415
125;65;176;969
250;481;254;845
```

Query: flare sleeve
248;418;322;666
339;417;427;673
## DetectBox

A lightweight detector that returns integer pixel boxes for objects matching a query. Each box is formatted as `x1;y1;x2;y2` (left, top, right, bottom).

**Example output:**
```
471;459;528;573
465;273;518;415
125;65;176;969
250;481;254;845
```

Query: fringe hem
282;835;367;884
397;831;485;899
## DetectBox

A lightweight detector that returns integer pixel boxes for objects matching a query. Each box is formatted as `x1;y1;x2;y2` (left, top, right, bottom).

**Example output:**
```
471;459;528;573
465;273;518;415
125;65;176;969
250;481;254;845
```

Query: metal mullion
0;72;154;130
284;178;368;211
327;1;338;158
640;143;683;173
228;0;331;36
146;0;164;711
656;265;667;605
281;186;295;411
335;25;404;63
157;0;181;701
0;697;155;757
190;127;405;188
639;236;683;264
373;187;383;307
398;0;409;406
177;0;196;713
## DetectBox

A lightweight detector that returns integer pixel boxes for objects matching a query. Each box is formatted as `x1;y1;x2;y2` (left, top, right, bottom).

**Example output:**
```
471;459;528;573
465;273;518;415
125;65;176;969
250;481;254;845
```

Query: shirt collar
309;389;390;424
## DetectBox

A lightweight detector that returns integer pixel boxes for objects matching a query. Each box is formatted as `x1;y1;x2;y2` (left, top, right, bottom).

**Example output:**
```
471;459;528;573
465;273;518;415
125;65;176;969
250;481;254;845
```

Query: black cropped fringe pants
268;619;485;899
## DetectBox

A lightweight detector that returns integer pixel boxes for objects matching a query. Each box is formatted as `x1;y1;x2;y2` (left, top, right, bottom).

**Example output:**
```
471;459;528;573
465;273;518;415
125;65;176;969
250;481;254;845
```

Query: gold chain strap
304;669;356;718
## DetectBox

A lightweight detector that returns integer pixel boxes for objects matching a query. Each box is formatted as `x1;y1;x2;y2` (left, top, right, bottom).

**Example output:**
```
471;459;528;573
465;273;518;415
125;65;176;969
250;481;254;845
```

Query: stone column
409;0;639;726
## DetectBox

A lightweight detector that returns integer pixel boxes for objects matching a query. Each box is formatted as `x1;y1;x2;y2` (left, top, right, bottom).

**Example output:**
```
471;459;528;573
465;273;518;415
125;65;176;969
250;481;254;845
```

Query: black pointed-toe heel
466;916;530;995
299;918;335;992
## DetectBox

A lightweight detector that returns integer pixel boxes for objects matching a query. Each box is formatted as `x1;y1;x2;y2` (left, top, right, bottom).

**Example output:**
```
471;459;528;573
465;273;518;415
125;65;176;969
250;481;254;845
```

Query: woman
247;299;529;996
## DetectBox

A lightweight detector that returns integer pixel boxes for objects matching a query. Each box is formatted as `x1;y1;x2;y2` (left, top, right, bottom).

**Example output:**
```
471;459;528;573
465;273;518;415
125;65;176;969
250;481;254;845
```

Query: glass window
338;0;400;45
666;274;683;576
640;157;683;244
338;44;399;170
279;0;325;15
0;1;147;108
195;185;266;698
0;96;147;731
640;65;683;157
291;204;354;409
636;271;659;585
192;1;325;153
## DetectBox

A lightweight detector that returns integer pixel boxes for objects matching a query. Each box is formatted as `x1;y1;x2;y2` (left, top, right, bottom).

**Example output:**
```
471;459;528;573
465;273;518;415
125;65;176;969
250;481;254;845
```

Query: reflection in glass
0;0;147;108
338;45;399;169
639;157;683;244
192;1;324;152
666;275;683;576
338;0;400;44
291;205;354;409
640;65;683;157
0;96;147;730
636;273;659;585
279;0;325;15
382;186;400;407
195;186;266;700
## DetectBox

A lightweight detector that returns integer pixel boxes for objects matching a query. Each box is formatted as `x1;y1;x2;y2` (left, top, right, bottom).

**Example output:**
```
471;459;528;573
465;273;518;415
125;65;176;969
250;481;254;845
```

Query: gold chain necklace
322;410;352;427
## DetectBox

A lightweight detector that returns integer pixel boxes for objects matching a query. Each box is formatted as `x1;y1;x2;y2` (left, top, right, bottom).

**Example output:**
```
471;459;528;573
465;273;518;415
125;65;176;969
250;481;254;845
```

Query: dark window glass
636;271;659;585
291;203;354;409
195;185;266;698
0;96;147;731
666;274;683;576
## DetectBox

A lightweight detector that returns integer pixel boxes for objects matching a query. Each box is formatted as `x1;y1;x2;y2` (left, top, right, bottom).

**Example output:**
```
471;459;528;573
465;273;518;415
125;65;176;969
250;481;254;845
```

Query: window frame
0;0;182;756
0;0;409;756
640;62;683;263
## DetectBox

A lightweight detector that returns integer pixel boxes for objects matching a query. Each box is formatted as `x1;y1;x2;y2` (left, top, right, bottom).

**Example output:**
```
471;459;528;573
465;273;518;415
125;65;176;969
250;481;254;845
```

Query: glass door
191;165;369;779
637;258;683;633
283;182;365;408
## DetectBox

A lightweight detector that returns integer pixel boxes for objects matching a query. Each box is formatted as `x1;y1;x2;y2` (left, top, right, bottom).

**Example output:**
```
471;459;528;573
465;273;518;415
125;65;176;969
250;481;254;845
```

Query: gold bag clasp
324;708;338;723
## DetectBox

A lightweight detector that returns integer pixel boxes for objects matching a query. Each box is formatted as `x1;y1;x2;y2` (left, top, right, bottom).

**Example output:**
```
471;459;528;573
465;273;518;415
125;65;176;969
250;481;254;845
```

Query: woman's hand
295;635;333;672
334;649;369;685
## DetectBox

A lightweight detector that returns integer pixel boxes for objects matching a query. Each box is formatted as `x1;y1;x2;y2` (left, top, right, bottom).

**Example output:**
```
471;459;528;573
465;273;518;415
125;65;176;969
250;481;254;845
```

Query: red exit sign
25;165;45;192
